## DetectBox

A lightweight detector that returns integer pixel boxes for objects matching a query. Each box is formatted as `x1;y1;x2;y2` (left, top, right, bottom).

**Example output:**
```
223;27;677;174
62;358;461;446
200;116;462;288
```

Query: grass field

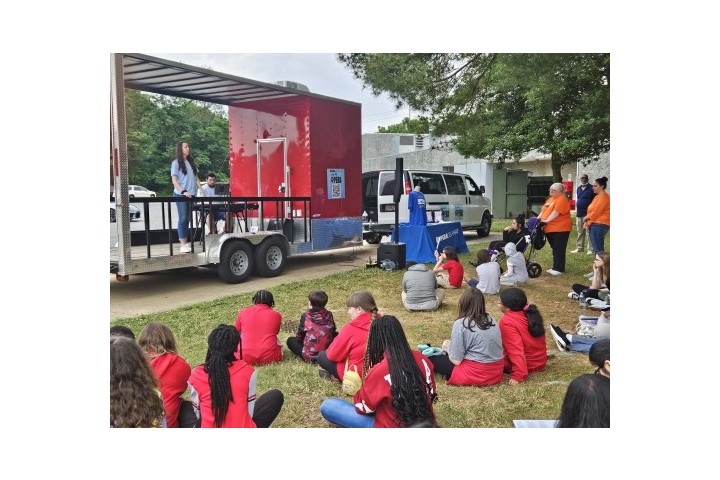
111;218;608;427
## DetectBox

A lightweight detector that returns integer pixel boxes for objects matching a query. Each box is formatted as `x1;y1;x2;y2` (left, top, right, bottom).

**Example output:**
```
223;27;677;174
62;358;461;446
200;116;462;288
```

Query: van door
442;173;473;225
362;173;379;222
464;175;488;224
376;170;409;225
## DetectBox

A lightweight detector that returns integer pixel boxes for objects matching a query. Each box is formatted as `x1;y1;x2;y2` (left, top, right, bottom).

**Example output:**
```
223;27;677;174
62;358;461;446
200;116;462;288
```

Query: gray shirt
475;262;501;294
448;315;504;363
402;264;439;311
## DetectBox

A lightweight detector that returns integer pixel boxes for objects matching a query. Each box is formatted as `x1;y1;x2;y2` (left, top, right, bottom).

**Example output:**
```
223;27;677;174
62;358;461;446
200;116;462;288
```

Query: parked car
128;185;156;198
111;202;141;223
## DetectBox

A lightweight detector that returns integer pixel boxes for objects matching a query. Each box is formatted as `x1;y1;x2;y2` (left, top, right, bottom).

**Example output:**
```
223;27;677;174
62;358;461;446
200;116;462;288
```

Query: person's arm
500;321;528;384
247;370;258;418
324;328;349;362
172;174;192;198
447;322;465;365
295;312;307;342
432;251;445;273
187;381;201;421
544;211;560;223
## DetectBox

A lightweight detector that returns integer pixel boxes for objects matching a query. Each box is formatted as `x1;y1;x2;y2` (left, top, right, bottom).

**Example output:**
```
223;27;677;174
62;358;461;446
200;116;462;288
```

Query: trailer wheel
253;238;287;277
110;207;116;223
218;241;254;284
365;232;382;244
476;213;491;237
528;262;542;278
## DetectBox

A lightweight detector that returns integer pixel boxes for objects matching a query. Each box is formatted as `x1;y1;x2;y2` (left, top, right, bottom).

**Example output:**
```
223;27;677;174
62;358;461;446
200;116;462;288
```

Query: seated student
234;290;283;365
320;315;437;428
110;336;166;428
286;290;336;362
464;249;501;295
433;246;464;288
188;324;284;428
427;288;504;386
498;287;547;385
568;251;610;302
137;322;192;428
550;309;610;353
589;338;610;378
110;325;135;340
488;215;531;254
317;291;379;382
402;261;445;311
500;242;529;286
556;373;610;428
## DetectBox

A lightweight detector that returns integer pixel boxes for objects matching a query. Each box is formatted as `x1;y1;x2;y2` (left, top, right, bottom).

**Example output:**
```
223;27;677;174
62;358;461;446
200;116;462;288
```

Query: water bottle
362;211;368;222
579;291;587;309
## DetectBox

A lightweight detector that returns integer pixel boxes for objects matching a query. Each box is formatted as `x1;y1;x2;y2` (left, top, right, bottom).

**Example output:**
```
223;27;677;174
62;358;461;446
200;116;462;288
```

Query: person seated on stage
499;242;529;287
402;261;445;311
433;246;464;289
201;172;229;234
286;290;337;363
464;249;501;295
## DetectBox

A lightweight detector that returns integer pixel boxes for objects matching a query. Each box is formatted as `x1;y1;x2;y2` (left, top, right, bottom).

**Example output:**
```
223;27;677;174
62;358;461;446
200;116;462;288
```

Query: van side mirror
480;185;485;195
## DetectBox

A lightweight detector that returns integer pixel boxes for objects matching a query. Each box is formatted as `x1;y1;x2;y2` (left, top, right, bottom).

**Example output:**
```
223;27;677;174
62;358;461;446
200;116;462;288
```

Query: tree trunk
551;152;563;182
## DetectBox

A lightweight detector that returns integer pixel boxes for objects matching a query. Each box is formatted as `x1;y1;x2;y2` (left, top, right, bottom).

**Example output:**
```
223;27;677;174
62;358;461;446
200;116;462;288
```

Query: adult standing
538;182;573;276
571;174;596;254
583;176;610;254
170;141;202;253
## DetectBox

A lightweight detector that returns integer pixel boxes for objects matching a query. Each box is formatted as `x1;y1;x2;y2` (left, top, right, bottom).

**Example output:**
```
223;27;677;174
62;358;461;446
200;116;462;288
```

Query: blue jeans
568;336;607;353
589;224;609;253
320;397;375;428
174;192;191;241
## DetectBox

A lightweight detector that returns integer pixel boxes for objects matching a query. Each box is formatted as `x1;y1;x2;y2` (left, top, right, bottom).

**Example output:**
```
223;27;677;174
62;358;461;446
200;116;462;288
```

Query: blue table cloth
390;222;469;263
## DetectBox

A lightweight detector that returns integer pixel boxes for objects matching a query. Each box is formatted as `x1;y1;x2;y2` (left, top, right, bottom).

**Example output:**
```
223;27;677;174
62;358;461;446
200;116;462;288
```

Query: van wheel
254;238;287;277
218;242;254;283
528;262;542;278
476;214;491;237
365;232;382;244
110;208;116;223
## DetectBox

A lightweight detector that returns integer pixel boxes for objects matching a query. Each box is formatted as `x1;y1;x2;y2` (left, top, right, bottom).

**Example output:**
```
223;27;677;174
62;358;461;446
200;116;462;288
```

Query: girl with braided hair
234;290;283;365
317;291;379;382
110;336;166;428
188;324;284;428
320;315;437;428
498;287;547;385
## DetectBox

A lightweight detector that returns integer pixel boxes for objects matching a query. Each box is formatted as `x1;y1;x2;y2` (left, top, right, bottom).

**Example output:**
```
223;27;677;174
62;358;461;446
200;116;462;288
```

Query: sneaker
567;292;579;300
547;269;563;276
549;324;569;351
318;368;336;381
179;244;192;253
586;250;594;255
570;248;581;253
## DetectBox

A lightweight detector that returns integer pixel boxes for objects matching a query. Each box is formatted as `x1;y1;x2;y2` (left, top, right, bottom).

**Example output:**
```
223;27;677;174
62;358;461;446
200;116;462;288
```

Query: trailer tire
364;232;382;244
218;241;254;284
253;238;287;277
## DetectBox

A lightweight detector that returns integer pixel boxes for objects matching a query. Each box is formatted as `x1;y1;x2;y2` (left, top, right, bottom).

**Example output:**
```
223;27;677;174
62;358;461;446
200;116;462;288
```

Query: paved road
109;207;499;320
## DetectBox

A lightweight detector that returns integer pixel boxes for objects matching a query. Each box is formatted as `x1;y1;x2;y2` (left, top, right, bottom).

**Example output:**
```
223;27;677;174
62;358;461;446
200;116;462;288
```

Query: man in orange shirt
539;183;572;275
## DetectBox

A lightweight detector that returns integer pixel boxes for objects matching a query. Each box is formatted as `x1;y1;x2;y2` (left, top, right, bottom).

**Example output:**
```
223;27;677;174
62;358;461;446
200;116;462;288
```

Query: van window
465;177;482;196
443;174;466;195
379;172;397;196
411;172;446;195
364;176;379;197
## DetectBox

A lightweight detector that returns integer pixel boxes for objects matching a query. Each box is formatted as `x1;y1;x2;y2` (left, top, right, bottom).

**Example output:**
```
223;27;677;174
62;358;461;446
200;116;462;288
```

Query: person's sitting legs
320;397;374;428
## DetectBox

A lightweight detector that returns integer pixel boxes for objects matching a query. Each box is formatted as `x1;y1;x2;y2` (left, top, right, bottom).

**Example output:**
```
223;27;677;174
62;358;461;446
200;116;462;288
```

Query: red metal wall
228;95;361;220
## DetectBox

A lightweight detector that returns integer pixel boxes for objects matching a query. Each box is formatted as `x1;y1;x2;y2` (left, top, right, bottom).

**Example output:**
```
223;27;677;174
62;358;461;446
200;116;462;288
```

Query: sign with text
327;169;345;199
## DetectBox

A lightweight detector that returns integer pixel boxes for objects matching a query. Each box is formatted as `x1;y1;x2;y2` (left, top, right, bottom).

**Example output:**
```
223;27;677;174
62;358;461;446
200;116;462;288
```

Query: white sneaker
570;248;581;253
179;244;192;253
568;292;579;300
546;269;563;276
586;250;594;255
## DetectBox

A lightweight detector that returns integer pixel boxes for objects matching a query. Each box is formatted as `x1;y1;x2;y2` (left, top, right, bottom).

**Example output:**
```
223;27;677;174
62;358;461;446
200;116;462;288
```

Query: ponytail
525;304;545;337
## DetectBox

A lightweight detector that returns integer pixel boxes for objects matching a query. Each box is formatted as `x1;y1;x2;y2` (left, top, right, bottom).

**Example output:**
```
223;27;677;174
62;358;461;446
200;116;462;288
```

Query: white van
362;170;493;244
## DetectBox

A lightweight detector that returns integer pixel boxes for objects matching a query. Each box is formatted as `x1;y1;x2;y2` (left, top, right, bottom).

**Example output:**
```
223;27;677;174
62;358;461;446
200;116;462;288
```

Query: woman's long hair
362;315;436;427
499;287;545;337
457;287;494;331
110;336;165;427
557;374;610;428
137;322;177;359
175;141;198;176
597;251;610;285
346;291;379;319
203;324;241;428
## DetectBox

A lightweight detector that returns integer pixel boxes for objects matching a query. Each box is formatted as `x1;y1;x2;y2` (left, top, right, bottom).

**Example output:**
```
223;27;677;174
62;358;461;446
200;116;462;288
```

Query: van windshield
411;172;446;195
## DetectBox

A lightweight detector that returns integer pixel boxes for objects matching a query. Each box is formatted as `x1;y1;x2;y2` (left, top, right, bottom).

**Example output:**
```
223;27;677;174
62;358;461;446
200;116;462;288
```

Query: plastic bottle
579;290;587;309
362;211;368;222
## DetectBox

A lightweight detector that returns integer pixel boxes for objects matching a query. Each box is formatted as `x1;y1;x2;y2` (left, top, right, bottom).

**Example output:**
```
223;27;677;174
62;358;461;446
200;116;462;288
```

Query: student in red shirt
188;324;284;428
498;287;547;385
317;291;379;382
234;290;282;365
137;322;191;428
320;315;438;428
433;246;464;288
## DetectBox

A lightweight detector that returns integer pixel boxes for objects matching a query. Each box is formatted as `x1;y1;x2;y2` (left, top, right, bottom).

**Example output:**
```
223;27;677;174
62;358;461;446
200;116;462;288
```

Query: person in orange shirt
538;182;572;275
583;176;610;254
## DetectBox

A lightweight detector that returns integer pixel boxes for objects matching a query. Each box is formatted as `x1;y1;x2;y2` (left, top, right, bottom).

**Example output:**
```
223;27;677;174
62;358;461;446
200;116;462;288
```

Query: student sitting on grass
499;242;529;286
433;246;464;288
286;290;336;363
556;373;610;428
464;249;501;295
234;290;283;365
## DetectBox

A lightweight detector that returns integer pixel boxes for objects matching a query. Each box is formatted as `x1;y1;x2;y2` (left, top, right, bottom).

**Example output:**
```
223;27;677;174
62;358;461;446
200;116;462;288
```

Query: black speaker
377;242;406;270
393;157;404;203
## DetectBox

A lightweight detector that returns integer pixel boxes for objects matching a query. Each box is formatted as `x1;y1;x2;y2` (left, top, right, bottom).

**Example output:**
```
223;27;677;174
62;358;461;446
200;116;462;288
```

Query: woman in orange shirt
538;182;572;275
583;176;610;254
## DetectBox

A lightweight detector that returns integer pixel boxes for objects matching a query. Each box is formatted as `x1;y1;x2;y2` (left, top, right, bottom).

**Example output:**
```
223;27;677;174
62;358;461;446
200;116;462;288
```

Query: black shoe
318;368;336;381
550;324;570;351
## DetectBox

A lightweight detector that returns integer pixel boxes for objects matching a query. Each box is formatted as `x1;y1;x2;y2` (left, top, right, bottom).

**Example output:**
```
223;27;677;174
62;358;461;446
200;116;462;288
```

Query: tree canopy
338;53;609;180
378;116;430;134
120;90;229;194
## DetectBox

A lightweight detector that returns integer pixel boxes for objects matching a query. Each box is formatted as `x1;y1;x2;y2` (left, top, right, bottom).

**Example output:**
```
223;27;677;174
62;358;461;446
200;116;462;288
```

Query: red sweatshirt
499;310;547;383
188;360;257;428
235;304;282;365
353;351;436;428
324;312;373;380
148;352;191;428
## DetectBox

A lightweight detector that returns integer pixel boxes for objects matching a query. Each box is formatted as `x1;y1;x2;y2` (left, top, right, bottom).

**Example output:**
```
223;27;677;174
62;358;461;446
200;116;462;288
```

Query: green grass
112;215;608;427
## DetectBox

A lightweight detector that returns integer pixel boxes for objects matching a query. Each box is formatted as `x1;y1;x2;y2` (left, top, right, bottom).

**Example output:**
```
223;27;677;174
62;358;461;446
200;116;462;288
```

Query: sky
150;53;406;134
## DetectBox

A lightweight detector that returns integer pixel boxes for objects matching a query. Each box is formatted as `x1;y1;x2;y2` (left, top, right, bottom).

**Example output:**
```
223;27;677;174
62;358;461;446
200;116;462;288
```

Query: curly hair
203;324;241;428
362;315;436;427
110;336;165;427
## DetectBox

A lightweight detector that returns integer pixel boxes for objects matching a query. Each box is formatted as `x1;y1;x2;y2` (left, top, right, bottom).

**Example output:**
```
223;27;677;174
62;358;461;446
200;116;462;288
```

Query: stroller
474;216;545;278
